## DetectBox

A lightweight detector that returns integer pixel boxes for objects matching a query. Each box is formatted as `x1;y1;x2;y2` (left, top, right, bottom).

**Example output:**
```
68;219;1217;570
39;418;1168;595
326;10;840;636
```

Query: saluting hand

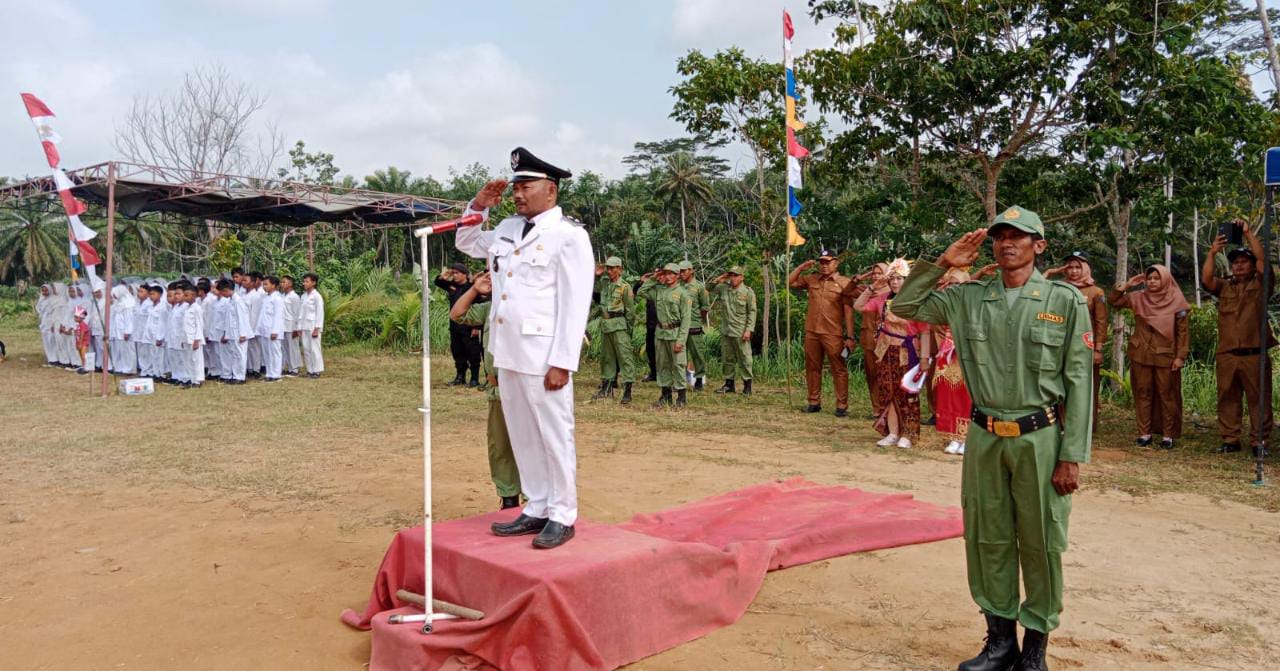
1044;265;1066;278
971;263;999;281
595;264;605;277
798;259;817;271
938;229;987;269
472;179;509;210
473;271;492;295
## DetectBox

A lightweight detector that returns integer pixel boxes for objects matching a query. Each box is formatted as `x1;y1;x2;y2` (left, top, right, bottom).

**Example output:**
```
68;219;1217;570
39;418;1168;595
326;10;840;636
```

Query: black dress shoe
532;521;575;549
959;612;1020;671
1158;437;1174;450
499;495;521;510
1216;442;1242;453
834;408;848;418
448;375;466;386
491;514;548;536
1135;436;1153;447
802;404;821;413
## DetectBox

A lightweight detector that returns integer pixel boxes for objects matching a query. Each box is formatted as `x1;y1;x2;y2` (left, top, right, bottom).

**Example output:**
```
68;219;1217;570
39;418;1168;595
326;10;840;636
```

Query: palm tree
0;211;67;283
655;152;713;245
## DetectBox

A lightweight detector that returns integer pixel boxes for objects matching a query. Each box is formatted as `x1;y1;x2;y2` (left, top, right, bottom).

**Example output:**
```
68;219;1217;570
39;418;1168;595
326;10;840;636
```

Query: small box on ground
119;378;154;396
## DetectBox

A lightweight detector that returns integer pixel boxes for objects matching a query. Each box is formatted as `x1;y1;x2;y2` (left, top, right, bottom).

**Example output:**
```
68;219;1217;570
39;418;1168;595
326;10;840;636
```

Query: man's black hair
302;272;320;283
249;271;264;281
231;267;245;276
215;279;233;291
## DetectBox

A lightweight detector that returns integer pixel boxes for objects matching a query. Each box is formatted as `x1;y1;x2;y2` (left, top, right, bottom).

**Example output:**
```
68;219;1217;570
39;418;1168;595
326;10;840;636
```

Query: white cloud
188;0;333;17
670;0;837;58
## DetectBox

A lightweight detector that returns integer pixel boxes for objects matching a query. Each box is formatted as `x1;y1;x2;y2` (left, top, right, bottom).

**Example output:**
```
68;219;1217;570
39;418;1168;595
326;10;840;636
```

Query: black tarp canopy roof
0;161;465;228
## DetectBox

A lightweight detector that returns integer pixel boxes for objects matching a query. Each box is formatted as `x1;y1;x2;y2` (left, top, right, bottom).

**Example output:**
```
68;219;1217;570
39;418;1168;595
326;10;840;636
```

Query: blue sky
0;0;836;182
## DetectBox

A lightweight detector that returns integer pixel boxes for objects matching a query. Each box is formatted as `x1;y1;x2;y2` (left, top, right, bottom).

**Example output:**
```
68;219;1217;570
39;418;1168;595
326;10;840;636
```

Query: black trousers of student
448;321;481;379
644;323;658;378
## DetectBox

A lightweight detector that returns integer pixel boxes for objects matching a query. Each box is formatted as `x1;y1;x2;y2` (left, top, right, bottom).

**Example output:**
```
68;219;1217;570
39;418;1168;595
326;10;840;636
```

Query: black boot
1012;628;1048;671
468;369;480;388
742;379;752;396
499;495;521;510
675;388;687;407
448;372;466;386
591;379;613;401
653;387;672;408
694;377;704;391
959;613;1020;671
715;379;736;394
620;382;633;405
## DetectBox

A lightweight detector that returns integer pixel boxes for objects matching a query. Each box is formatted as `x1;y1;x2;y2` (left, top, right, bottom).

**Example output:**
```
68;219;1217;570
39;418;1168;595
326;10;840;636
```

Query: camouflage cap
662;262;681;273
678;260;693;271
988;205;1045;237
727;266;744;276
604;256;623;267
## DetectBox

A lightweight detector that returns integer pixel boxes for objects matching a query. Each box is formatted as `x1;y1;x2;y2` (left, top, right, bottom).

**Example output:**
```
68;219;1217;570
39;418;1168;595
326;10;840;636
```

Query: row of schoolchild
35;269;326;388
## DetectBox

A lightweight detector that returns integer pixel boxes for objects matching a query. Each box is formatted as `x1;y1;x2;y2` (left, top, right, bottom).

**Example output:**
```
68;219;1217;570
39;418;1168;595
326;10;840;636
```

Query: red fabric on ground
342;478;961;671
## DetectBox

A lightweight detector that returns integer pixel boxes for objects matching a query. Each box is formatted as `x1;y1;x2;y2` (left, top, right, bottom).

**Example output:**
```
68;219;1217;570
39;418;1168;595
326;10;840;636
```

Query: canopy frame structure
0;160;467;397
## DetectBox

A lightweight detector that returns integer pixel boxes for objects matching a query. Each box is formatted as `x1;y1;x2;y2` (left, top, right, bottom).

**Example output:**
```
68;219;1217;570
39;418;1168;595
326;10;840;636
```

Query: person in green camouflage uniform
637;263;692;408
591;256;636;404
450;272;522;509
709;266;757;395
891;206;1091;671
678;260;712;391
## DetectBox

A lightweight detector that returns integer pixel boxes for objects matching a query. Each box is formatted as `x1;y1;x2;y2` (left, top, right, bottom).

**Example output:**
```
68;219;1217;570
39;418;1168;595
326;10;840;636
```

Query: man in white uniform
257;276;286;382
300;272;325;377
456;147;594;549
280;275;304;376
216;278;251;384
133;285;153;376
243;272;265;377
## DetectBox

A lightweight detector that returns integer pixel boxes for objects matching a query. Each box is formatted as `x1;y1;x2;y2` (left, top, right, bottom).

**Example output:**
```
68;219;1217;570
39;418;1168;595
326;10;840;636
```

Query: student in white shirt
133;285;153;376
216;278;252;384
257;276;286;381
279;275;304;376
108;284;137;375
181;283;205;388
146;284;169;378
299;272;325;377
198;279;220;380
165;281;188;384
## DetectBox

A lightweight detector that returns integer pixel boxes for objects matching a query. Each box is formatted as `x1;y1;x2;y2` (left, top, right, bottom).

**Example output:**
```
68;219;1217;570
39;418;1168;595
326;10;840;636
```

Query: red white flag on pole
21;92;62;168
19;93;100;276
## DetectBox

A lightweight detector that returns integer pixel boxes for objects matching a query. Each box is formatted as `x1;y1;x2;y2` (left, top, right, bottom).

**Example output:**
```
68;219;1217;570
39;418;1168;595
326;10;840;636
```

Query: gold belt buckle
992;420;1021;438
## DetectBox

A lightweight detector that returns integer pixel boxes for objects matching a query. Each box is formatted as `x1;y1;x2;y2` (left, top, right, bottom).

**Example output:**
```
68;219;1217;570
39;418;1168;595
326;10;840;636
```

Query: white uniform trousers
282;332;303;372
91;335;105;370
190;345;206;383
60;334;77;365
169;346;188;382
223;340;248;381
41;330;57;364
246;336;262;373
263;336;283;379
204;342;220;377
496;369;578;526
109;338;137;374
302;331;324;373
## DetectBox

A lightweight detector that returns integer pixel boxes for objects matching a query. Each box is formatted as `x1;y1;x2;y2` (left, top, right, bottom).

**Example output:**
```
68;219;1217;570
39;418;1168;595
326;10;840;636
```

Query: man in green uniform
709;266;757;395
449;272;522;510
679;260;712;391
637;263;692;408
591;256;637;404
892;206;1091;671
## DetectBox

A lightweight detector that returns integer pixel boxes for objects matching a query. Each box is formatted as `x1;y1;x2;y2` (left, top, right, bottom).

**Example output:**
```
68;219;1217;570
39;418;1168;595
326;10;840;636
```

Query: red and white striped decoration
20;93;100;270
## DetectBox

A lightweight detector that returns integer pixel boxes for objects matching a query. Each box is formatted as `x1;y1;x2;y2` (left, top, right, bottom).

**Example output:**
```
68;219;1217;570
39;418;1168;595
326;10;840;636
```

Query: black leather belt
971;407;1058;438
1227;347;1264;356
605;311;626;319
689;327;704;335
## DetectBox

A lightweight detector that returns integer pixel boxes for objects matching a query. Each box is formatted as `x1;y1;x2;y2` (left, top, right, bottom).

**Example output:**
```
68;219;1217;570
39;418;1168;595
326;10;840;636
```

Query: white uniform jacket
455;203;594;376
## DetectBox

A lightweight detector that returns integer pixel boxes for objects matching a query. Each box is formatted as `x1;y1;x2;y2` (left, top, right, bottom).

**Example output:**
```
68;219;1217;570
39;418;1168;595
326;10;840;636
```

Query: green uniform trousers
720;335;753;380
656;338;688;390
487;399;522;498
962;422;1071;634
687;331;707;377
599;329;636;384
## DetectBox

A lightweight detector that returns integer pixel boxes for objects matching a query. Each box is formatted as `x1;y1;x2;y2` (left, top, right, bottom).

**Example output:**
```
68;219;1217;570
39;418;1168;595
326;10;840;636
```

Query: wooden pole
100;161;117;398
307;226;315;271
394;589;484;621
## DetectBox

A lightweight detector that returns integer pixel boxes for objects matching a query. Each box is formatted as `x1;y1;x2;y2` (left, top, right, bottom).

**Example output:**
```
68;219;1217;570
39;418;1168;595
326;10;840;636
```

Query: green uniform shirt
594;276;635;334
637;280;692;342
891;260;1093;463
456;302;498;401
711;282;757;338
683;278;712;324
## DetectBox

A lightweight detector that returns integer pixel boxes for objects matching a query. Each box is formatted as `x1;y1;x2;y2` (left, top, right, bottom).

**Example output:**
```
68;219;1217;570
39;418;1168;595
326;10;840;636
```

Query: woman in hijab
36;284;57;365
1047;252;1108;430
854;258;931;449
108;283;138;375
51;282;76;368
1109;265;1191;449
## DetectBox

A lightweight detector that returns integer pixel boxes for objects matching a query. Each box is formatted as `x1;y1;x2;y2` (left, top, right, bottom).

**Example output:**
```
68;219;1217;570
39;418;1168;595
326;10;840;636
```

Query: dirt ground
1;325;1278;670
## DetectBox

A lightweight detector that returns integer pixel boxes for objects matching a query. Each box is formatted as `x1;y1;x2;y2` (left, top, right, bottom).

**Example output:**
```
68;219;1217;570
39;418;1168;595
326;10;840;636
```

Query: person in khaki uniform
709;266;757;395
1109;264;1190;449
637;263;692;408
591;256;636;404
1046;252;1108;430
1201;221;1276;456
450;272;523;510
892;205;1092;671
789;248;852;417
843;263;889;417
678;260;712;391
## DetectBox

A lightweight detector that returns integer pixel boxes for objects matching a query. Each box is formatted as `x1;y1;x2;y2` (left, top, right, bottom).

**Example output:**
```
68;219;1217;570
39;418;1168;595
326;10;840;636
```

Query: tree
655;152;714;244
0;210;66;284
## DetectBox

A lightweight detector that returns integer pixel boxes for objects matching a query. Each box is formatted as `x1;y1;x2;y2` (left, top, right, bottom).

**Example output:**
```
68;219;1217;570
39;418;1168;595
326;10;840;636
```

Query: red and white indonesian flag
19;92;101;272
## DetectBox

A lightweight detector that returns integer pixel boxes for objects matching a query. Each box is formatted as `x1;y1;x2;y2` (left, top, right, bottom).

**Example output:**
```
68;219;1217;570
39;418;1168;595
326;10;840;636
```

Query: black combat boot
468;369;481;388
742;379;752;396
675;388;688;407
1012;628;1047;671
694;377;704;391
499;495;520;510
620;382;633;404
653;387;672;408
958;613;1020;671
591;380;613;401
448;372;466;386
715;379;736;394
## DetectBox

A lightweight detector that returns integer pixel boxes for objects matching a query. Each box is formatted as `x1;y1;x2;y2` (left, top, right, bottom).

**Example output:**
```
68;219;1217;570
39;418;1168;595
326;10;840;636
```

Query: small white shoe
956;443;966;455
876;434;899;447
944;441;961;454
896;437;913;450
